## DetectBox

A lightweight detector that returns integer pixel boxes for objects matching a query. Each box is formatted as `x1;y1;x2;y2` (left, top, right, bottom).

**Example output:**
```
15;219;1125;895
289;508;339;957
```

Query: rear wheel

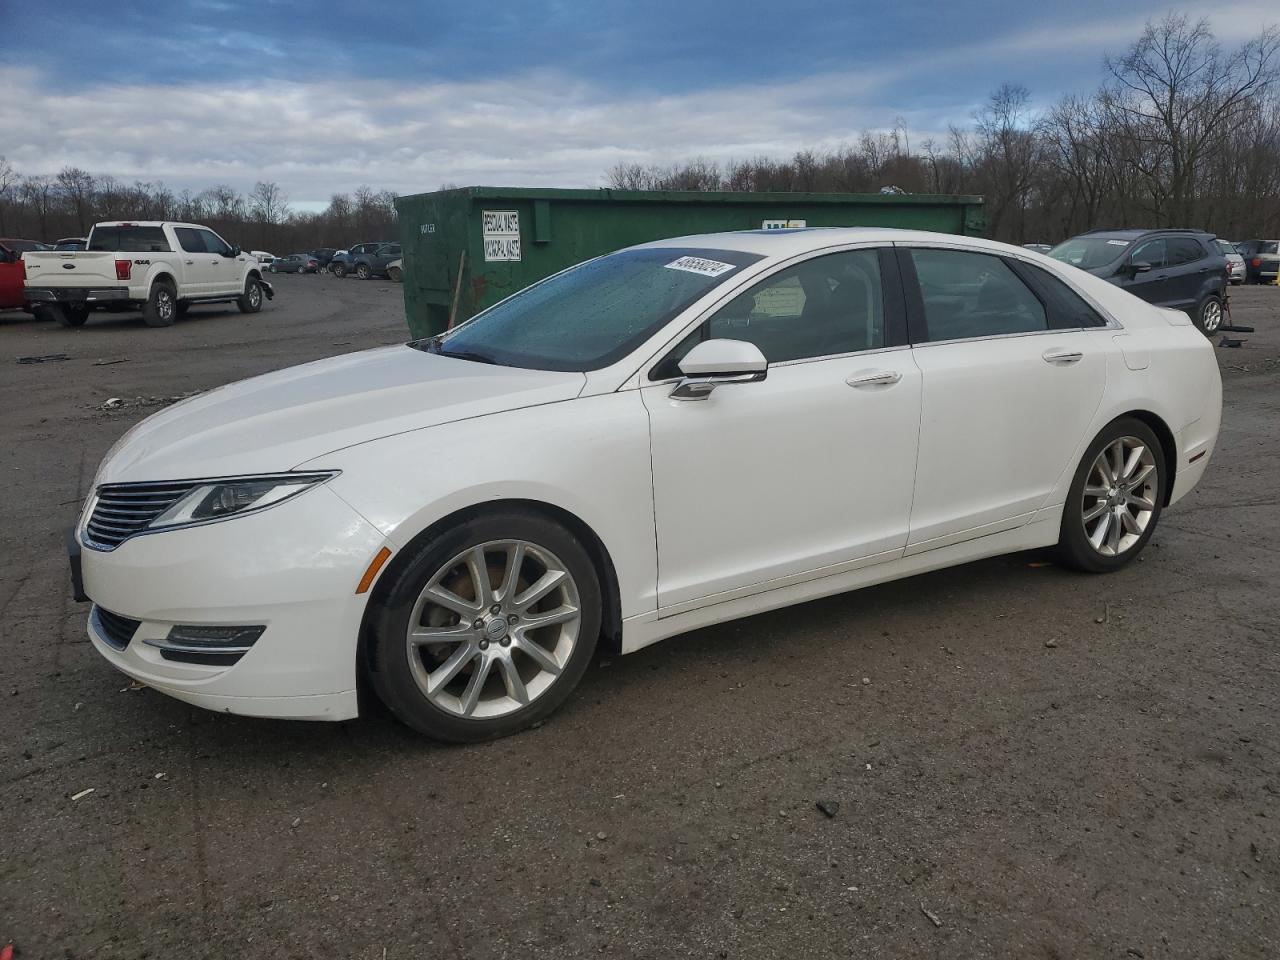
1055;417;1165;573
332;263;347;278
368;511;601;742
387;265;403;282
1194;294;1223;336
356;262;372;280
236;277;263;314
42;303;90;327
142;281;177;327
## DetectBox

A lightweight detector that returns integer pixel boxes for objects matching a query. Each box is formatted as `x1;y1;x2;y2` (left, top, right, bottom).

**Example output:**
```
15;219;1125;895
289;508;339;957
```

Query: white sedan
74;229;1222;741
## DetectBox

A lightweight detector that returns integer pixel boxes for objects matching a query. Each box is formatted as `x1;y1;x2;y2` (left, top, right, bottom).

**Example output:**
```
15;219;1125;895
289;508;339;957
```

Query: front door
899;245;1108;551
174;227;217;296
642;247;922;613
1114;236;1174;308
198;229;239;296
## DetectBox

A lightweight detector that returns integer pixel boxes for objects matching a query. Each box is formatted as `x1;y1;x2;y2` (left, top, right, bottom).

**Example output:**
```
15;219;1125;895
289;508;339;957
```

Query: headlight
149;472;337;530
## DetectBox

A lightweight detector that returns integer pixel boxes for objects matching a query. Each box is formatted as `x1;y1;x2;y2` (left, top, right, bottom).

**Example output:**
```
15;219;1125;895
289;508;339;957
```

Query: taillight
1226;261;1234;274
115;259;131;280
1252;257;1262;267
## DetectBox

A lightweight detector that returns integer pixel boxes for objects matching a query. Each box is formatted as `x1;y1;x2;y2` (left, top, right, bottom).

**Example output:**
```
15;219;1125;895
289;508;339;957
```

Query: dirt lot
1;275;1277;959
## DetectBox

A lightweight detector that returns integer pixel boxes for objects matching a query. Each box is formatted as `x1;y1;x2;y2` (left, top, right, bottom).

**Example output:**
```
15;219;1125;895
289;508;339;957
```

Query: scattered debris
1217;336;1246;349
920;904;943;927
71;787;95;801
589;878;602;887
92;357;130;366
1126;949;1145;958
861;677;871;685
73;701;83;711
291;817;302;829
943;645;955;655
99;390;200;412
1044;638;1059;649
154;772;167;780
119;681;146;692
16;353;69;364
595;831;608;841
1094;603;1111;625
730;833;740;841
815;800;840;819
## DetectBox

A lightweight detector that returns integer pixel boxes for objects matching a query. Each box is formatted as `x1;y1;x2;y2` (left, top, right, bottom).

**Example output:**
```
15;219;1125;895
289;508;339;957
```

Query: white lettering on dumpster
482;210;521;261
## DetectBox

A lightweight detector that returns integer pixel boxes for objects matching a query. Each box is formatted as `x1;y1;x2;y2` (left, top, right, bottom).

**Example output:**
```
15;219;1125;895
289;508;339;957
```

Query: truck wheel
142;281;177;327
237;278;263;314
356;263;372;280
43;303;90;327
332;263;347;278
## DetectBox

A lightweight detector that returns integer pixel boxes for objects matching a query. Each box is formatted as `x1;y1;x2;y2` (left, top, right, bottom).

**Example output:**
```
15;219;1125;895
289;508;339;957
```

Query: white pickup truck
23;221;273;327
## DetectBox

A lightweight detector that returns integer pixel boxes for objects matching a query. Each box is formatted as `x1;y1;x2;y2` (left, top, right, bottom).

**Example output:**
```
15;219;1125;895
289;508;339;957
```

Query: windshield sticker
1106;239;1129;245
664;256;737;277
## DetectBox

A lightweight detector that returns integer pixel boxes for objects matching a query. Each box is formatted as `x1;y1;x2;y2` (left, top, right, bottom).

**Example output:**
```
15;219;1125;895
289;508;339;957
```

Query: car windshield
1261;241;1279;255
422;247;764;372
1049;236;1132;269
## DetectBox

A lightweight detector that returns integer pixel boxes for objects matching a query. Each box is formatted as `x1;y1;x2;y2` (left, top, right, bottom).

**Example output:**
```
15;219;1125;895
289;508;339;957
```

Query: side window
650;249;886;379
1130;238;1167;269
386;244;402;256
1167;237;1204;265
175;228;204;254
909;249;1047;342
199;230;231;255
1017;262;1108;329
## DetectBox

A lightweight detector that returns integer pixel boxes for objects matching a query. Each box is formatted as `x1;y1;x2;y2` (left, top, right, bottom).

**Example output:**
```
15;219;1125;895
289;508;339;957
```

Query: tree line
607;15;1280;244
0;162;399;254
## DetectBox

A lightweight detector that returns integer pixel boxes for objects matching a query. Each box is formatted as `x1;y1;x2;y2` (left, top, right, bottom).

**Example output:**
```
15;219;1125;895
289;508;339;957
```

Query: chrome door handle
1043;348;1083;364
846;369;902;388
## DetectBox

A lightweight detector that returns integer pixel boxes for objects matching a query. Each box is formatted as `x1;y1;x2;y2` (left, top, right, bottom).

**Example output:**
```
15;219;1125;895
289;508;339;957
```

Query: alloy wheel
157;289;174;321
1082;436;1158;557
249;283;261;308
1201;299;1223;332
405;540;582;719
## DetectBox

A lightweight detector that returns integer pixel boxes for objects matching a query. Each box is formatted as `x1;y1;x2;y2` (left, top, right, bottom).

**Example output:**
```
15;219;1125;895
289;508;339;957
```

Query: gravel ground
1;275;1277;959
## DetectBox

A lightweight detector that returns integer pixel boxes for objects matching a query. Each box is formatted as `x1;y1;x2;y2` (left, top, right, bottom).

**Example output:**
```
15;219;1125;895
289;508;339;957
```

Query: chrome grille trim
85;481;198;550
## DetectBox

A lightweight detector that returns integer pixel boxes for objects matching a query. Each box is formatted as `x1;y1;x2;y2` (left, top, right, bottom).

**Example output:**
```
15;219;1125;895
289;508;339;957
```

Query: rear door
0;244;24;308
174;227;215;295
899;244;1108;552
1164;236;1212;310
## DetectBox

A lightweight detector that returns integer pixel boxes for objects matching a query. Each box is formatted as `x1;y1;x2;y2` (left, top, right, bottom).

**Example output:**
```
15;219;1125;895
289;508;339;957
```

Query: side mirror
1128;260;1152;276
227;245;241;257
670;338;767;401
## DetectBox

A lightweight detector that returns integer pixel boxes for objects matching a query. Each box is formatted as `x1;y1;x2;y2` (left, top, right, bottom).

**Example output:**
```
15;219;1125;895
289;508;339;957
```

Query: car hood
96;345;586;483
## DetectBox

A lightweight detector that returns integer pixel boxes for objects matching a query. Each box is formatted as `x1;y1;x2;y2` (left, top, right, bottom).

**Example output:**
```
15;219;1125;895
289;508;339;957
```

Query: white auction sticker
664;256;736;277
1106;239;1129;245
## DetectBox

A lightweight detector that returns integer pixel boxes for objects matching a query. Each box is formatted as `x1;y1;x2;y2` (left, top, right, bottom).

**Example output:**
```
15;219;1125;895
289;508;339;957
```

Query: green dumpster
393;186;985;338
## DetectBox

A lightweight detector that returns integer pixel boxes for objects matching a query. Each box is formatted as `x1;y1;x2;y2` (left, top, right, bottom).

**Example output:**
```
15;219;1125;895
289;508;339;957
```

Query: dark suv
1048;229;1227;335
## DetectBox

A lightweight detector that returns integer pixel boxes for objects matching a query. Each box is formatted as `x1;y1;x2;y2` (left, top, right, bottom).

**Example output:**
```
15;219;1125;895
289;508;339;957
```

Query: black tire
236;277;263;314
356;262;372;280
142;281;177;327
1193;293;1223;336
388;266;402;283
332;263;347;278
367;510;602;742
269;263;277;273
1054;416;1166;574
39;303;90;327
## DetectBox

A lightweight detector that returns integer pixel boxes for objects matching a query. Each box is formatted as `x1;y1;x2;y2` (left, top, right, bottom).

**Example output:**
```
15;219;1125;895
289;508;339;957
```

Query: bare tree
249;181;289;225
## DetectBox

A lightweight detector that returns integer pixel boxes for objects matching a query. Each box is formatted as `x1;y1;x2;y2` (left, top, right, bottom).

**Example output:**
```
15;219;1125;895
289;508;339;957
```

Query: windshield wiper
439;347;500;365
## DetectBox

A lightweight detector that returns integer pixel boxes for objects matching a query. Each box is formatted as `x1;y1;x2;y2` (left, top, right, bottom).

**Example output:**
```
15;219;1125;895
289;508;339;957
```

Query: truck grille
85;481;197;549
92;606;142;651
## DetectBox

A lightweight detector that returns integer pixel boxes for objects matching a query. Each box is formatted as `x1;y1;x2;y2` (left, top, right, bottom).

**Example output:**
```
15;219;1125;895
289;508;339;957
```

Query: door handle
846;369;902;388
1042;348;1083;364
184;260;194;265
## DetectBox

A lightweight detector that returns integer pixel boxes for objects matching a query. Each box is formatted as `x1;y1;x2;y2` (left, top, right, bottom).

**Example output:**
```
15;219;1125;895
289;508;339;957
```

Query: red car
0;238;45;310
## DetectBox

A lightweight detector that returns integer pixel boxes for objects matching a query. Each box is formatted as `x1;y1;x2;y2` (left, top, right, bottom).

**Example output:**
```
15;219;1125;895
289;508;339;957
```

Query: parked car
1048;229;1228;334
54;237;87;251
387;258;404;282
0;238;44;309
72;228;1221;741
1022;243;1053;253
1216;240;1245;285
1236;239;1279;284
329;243;389;278
22;221;273;327
251;250;276;269
270;253;319;274
310;248;340;271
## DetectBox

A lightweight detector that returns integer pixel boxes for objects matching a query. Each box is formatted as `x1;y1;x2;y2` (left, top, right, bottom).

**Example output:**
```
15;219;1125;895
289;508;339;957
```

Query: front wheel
1055;417;1166;573
332;263;347;278
236;278;263;314
1194;294;1223;336
356;263;372;280
368;512;601;742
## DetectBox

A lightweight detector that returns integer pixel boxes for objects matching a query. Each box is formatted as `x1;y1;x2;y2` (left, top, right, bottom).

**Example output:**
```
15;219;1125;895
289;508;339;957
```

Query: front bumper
25;287;129;303
79;485;388;721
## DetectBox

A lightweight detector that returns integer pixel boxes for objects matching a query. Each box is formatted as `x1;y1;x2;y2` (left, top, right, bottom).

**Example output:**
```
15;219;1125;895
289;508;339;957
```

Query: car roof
631;227;1033;258
1079;228;1213;241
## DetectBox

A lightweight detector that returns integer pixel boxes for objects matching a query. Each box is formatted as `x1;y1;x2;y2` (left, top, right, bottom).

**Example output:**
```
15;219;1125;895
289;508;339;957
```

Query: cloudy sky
0;0;1272;209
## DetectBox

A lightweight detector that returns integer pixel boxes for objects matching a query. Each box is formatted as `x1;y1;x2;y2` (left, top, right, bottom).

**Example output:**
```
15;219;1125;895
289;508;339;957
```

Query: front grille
85;481;197;549
92;606;141;650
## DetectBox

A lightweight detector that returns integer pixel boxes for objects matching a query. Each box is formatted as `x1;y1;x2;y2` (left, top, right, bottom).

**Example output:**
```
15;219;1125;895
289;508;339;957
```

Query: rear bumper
25;286;129;304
